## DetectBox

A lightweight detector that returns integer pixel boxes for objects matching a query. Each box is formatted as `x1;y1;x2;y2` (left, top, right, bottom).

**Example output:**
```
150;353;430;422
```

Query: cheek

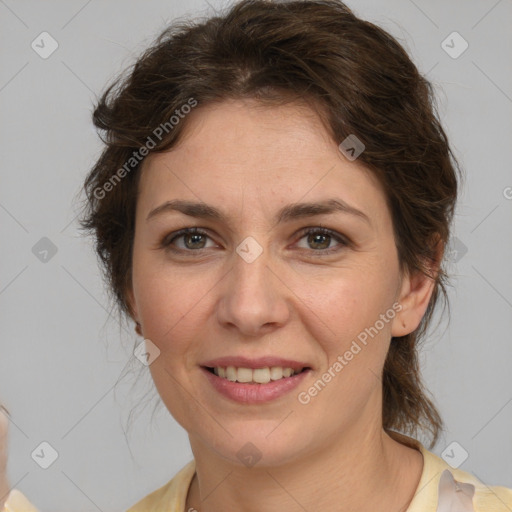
298;273;397;416
303;261;398;347
131;262;188;344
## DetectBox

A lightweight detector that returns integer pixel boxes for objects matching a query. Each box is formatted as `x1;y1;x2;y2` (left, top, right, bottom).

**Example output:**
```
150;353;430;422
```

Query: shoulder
3;489;40;512
388;431;512;512
415;443;512;511
126;459;196;512
438;457;512;512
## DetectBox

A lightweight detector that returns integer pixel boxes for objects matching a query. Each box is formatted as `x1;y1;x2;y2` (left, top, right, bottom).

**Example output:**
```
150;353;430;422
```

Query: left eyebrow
276;199;371;226
146;198;372;227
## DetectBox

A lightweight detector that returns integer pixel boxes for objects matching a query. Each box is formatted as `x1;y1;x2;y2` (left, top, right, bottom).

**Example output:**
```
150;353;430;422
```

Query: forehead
137;99;387;224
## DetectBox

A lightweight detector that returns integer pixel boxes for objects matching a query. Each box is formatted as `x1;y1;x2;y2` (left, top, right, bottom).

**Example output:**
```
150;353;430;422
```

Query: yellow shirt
126;432;512;512
2;489;39;512
4;433;512;511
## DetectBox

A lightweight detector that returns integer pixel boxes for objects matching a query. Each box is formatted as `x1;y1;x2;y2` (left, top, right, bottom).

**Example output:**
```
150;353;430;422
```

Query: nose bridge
234;235;270;290
217;234;289;335
231;235;275;306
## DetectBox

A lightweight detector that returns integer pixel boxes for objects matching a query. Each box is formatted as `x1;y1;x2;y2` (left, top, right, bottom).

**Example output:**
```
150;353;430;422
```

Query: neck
186;419;423;512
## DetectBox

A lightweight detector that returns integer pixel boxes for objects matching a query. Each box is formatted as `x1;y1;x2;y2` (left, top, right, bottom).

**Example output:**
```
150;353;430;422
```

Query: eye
295;227;348;255
160;227;217;252
159;226;349;255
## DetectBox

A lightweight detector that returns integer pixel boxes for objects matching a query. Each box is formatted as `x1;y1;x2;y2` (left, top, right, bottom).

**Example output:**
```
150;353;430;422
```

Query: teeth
237;367;253;383
282;368;293;377
253;368;270;384
212;366;302;384
269;367;283;380
226;366;237;382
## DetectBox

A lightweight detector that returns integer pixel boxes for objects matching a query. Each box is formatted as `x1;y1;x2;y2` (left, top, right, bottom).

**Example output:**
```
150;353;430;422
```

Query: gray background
1;0;511;510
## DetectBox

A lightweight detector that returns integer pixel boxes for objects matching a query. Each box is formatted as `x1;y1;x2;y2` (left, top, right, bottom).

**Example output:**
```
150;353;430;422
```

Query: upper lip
201;356;311;371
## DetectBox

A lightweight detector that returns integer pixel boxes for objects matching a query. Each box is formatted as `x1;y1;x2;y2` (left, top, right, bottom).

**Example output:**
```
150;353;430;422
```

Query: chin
200;422;314;469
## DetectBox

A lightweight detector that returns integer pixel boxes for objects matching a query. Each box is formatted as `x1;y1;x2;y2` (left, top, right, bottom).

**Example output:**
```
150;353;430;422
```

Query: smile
207;366;306;384
201;365;311;404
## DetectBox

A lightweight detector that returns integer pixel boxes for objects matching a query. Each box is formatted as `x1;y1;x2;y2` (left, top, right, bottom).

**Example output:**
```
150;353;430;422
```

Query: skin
127;98;439;512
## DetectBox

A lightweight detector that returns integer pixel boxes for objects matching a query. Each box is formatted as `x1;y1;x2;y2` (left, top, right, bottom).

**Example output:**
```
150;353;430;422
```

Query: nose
216;245;291;337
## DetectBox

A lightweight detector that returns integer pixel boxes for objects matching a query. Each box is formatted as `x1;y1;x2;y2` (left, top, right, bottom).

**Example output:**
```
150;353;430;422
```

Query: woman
2;0;511;511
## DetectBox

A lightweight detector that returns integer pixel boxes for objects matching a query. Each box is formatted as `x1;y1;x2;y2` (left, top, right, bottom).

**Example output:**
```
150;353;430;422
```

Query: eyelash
159;226;349;256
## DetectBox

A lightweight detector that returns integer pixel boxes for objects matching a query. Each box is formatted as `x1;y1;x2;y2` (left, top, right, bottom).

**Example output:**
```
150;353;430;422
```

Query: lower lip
201;367;311;404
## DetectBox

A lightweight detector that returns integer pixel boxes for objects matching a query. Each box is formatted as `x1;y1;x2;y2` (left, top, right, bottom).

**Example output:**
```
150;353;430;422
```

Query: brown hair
79;0;461;449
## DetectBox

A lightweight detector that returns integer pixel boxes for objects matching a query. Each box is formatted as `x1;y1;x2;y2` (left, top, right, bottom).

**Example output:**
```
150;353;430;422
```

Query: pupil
310;233;329;249
186;234;205;249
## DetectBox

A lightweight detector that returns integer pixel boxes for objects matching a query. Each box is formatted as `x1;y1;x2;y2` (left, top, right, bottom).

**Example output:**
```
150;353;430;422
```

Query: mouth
200;362;312;404
203;365;310;384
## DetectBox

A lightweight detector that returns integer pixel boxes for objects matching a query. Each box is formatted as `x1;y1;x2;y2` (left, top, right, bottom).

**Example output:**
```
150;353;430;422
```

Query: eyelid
295;224;349;242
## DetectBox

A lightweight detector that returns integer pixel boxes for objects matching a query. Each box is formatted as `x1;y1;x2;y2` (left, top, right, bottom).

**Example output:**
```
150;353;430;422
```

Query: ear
125;285;142;335
391;236;444;337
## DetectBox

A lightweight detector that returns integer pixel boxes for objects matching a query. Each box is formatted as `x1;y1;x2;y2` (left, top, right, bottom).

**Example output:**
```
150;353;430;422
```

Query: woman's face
128;98;432;467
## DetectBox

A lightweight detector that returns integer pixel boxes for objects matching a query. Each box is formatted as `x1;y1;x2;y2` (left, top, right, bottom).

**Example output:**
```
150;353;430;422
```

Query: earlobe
125;286;140;327
391;270;435;337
